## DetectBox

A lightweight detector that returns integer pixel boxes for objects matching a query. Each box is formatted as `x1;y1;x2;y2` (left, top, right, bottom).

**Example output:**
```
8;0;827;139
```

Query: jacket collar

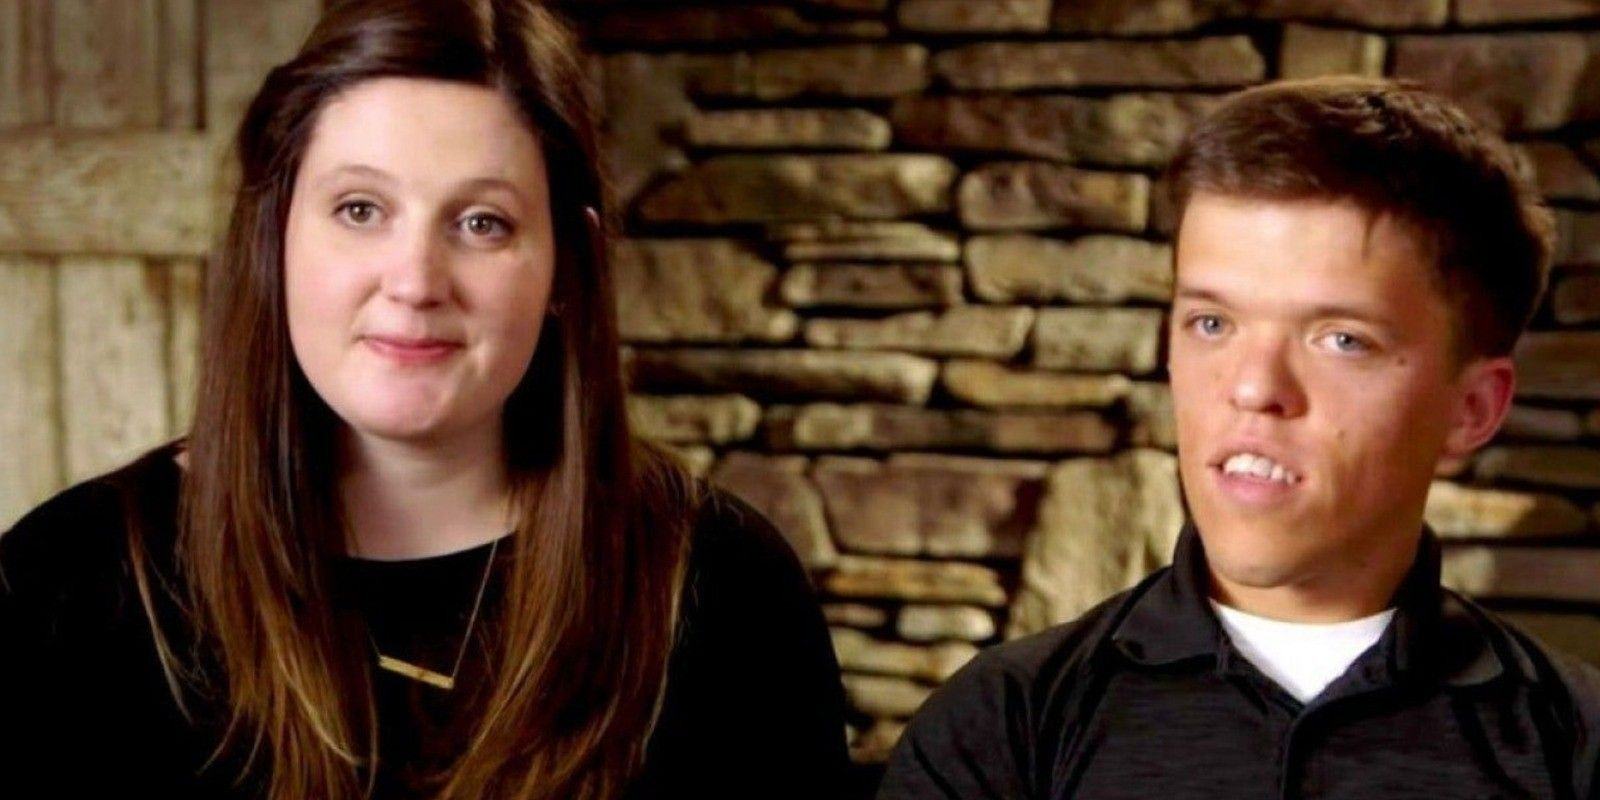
1107;523;1511;690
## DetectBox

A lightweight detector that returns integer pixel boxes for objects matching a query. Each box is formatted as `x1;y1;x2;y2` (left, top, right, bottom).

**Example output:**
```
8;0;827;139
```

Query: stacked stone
563;0;1600;770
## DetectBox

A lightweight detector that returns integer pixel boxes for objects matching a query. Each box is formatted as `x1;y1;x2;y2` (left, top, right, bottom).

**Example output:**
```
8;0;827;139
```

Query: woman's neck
337;423;514;561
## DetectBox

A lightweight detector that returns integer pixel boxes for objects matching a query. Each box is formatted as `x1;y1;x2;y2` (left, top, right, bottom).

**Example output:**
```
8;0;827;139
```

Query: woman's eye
336;201;381;226
459;212;511;239
1189;314;1228;338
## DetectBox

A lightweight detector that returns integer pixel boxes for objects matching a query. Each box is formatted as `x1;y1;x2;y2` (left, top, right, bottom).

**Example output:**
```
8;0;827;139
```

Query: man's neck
338;423;514;561
1207;534;1420;624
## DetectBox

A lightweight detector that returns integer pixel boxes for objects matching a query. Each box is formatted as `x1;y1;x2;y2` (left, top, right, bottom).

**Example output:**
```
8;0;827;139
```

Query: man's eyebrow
1174;285;1394;325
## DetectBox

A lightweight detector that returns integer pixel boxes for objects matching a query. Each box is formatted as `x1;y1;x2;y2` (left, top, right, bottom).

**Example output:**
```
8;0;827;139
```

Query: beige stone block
966;234;1172;303
769;220;961;263
942;360;1131;409
824;602;891;629
831;627;979;682
768;403;1118;455
612;239;797;343
0;257;60;530
958;163;1149;232
1425;480;1589;538
1280;24;1386;79
684;108;891;151
1476;446;1600;490
690;44;928;100
897;0;1051;32
1515;332;1600;399
628;394;761;445
824;555;1008;606
1393;33;1600;133
639;154;957;224
1032;307;1165;374
781;263;964;310
1442;545;1600;602
1457;0;1600;25
710;451;838;570
842;673;935;718
933;37;1264;91
629;348;939;404
898;604;997;643
804;307;1034;359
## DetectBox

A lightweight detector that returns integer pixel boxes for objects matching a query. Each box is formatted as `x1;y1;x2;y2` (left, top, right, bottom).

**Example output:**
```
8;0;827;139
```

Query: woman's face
285;77;555;447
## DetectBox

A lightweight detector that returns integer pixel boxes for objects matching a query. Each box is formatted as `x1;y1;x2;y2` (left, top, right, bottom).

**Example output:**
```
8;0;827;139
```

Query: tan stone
1519;143;1600;202
897;0;1050;31
1476;446;1600;490
1553;274;1600;325
612;239;797;343
57;258;171;484
0;134;212;255
1280;24;1386;79
768;403;1118;455
825;602;891;629
781;263;964;310
831;628;979;682
805;307;1034;358
898;605;998;643
0;0;50;129
628;395;761;445
1442;546;1600;602
1255;0;1449;27
629;349;939;404
812;454;1048;557
959;163;1149;232
0;257;59;530
1556;210;1600;266
769;221;961;262
1032;308;1165;374
1050;0;1229;34
933;37;1264;91
684;108;891;151
601;53;696;206
1127;382;1178;450
942;360;1131;409
1500;612;1600;667
849;718;907;764
1424;480;1589;538
1009;450;1185;637
594;5;818;43
1392;34;1600;132
1500;405;1585;442
1514;332;1600;399
967;234;1172;303
824;555;1009;606
690;44;929;100
892;93;1219;168
1457;0;1600;25
710;451;838;570
842;673;935;718
638;154;957;223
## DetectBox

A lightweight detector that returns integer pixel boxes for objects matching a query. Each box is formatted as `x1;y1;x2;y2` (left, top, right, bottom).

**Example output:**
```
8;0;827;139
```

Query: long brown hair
133;2;697;797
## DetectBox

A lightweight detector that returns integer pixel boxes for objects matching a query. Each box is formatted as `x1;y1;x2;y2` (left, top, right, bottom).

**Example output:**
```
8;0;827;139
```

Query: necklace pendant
376;653;456;690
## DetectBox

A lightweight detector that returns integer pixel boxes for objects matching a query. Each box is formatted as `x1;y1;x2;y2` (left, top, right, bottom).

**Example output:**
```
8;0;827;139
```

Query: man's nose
1228;335;1308;418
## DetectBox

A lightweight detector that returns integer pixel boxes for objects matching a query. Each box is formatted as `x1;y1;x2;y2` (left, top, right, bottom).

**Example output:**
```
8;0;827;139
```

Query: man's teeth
1221;453;1300;484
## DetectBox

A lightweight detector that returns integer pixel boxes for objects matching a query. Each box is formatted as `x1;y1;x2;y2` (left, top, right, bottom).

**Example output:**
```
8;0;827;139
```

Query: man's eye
459;212;511;238
336;201;380;226
1189;314;1228;337
1322;331;1371;354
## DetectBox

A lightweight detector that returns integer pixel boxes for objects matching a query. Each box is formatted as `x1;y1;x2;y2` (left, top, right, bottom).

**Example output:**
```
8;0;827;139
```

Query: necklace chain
369;537;501;691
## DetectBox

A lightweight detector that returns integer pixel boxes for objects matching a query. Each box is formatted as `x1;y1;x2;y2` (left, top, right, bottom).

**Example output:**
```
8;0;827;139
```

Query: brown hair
1165;76;1555;358
130;1;698;798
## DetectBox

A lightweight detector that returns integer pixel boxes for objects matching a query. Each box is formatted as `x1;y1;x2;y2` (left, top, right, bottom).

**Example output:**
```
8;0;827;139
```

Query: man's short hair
1165;77;1555;359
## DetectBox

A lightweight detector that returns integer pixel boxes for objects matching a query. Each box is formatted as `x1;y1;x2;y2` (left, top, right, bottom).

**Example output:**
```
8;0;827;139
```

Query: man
878;77;1600;799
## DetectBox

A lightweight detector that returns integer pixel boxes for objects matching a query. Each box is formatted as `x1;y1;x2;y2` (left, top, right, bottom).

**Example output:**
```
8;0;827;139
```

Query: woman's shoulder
685;485;809;589
0;441;183;602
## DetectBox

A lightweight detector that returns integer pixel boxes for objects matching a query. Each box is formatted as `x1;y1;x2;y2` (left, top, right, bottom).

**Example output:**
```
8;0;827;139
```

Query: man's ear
1440;355;1516;464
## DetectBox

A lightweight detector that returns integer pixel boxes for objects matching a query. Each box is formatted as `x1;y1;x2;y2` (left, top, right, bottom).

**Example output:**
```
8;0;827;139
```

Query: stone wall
1;1;1599;795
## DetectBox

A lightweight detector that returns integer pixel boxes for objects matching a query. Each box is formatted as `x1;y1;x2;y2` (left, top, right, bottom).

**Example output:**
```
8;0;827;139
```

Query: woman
0;1;848;798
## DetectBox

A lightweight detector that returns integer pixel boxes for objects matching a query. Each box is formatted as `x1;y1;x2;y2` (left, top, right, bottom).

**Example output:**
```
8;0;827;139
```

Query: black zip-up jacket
880;525;1600;800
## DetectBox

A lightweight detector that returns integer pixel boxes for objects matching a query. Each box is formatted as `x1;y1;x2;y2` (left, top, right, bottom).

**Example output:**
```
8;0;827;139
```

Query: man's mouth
1217;452;1303;486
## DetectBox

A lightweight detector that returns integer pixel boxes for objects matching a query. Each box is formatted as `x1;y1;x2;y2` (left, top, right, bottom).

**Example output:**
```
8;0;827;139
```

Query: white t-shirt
1209;600;1397;704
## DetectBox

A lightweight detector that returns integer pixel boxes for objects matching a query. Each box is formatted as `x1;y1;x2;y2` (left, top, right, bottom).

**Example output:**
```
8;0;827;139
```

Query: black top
880;525;1600;800
0;443;849;798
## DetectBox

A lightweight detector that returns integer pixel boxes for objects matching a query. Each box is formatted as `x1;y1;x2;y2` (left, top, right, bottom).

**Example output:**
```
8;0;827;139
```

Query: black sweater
0;443;849;798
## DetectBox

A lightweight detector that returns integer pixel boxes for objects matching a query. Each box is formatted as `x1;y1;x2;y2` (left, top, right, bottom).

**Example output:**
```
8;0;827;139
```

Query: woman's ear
1440;355;1516;464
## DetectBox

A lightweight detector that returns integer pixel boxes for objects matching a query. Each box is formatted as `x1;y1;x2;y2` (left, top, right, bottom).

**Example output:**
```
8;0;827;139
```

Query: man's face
1169;193;1509;612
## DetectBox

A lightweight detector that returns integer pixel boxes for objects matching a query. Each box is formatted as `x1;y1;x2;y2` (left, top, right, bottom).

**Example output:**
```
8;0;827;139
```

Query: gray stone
1443;545;1600;602
824;555;1009;606
1518;142;1600;202
613;239;797;343
959;163;1149;232
638;154;957;223
1514;332;1600;399
891;93;1221;168
1425;480;1589;538
684;108;892;151
710;451;839;570
898;605;998;643
897;0;1051;31
690;44;929;100
769;221;962;262
805;307;1035;358
781;263;964;310
767;403;1119;455
811;454;1048;557
942;360;1132;409
1280;24;1386;79
966;234;1173;303
1553;274;1600;325
933;37;1264;91
1032;308;1165;374
841;674;935;718
629;349;939;404
830;628;980;682
1010;450;1185;637
1392;34;1600;133
1476;446;1600;490
1501;405;1586;441
628;395;761;444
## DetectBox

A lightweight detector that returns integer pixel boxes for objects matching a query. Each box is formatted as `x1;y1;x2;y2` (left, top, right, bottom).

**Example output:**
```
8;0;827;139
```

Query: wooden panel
51;0;163;129
165;258;202;436
203;0;321;135
159;0;201;129
57;257;170;484
0;0;51;129
0;257;60;530
0;133;212;256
